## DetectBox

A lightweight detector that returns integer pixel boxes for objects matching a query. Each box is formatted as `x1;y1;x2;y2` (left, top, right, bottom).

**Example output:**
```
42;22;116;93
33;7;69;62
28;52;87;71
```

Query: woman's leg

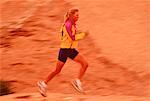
44;60;65;84
73;54;88;80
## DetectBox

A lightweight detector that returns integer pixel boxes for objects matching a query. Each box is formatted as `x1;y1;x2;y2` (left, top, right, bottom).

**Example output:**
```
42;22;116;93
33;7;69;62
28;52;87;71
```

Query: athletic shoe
71;79;84;93
37;81;47;97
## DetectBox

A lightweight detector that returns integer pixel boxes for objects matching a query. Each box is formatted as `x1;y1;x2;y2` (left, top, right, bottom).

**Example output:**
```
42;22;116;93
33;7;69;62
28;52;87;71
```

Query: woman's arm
65;21;88;41
75;32;86;40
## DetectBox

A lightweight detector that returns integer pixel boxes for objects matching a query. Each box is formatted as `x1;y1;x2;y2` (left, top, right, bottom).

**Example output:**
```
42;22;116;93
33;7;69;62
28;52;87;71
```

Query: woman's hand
77;30;90;37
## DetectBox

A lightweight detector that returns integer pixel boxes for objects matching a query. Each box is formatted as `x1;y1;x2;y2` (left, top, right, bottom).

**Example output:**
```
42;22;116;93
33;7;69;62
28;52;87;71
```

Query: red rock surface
1;0;150;100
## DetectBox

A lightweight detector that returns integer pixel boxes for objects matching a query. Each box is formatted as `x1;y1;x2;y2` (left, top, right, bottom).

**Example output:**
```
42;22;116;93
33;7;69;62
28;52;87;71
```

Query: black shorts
58;48;79;63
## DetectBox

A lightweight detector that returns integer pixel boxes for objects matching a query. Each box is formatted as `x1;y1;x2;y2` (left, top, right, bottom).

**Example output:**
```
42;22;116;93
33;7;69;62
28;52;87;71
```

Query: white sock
41;81;47;88
75;79;82;85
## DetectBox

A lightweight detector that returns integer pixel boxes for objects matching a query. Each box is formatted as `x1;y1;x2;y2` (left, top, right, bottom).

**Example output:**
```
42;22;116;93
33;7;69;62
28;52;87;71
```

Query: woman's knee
82;61;88;68
85;61;88;68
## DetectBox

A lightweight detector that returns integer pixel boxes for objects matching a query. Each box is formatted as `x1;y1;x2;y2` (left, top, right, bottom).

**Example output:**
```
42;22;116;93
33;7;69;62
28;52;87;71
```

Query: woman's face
73;11;79;22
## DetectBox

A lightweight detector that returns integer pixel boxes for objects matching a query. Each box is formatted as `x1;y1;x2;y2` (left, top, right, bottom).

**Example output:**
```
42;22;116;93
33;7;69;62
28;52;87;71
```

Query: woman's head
64;8;79;23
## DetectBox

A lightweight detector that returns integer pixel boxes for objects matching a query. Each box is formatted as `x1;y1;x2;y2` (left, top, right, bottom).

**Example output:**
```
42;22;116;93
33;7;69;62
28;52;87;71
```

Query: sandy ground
0;0;150;100
0;93;150;101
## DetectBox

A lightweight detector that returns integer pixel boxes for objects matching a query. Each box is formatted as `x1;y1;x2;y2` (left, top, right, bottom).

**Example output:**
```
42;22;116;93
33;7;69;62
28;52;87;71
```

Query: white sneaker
37;81;47;97
71;79;84;93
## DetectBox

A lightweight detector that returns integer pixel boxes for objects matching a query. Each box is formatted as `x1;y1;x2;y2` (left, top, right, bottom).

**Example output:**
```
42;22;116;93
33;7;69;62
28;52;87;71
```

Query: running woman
37;8;88;97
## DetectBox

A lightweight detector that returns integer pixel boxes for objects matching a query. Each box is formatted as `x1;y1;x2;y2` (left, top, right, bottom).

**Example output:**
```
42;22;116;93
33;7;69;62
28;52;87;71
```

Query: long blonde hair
64;8;79;23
